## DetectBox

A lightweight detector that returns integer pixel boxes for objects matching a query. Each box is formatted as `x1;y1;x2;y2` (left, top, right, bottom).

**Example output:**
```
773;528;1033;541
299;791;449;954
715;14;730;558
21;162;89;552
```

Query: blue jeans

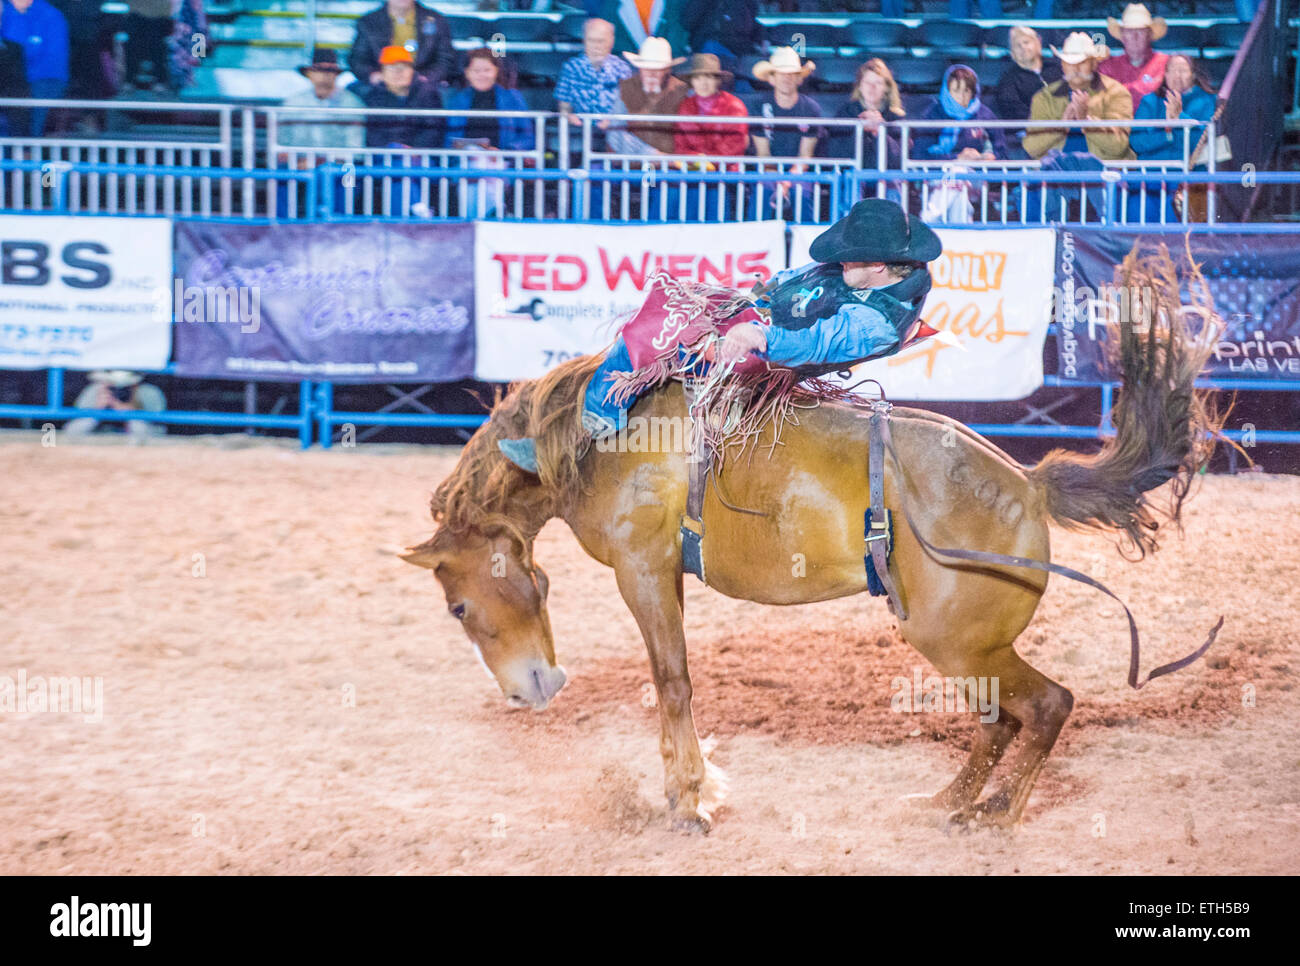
28;78;67;136
583;335;634;429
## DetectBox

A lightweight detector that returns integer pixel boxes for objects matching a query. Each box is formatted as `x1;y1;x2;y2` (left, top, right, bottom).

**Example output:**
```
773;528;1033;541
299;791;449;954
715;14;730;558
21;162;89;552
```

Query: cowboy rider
498;198;944;472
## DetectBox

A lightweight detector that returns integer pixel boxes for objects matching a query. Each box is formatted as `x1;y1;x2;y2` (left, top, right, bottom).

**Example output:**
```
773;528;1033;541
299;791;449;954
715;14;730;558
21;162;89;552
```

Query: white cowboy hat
622;36;685;70
88;370;143;387
1050;31;1110;65
1107;3;1168;42
753;46;815;82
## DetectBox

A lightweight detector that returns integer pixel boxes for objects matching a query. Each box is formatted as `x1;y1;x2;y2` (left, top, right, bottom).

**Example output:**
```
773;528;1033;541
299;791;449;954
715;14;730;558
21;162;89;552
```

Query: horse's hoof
944;804;1017;833
668;810;712;835
900;790;959;811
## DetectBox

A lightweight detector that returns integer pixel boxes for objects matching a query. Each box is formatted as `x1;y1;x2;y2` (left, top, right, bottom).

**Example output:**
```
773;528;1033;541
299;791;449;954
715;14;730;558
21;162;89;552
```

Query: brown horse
402;250;1222;831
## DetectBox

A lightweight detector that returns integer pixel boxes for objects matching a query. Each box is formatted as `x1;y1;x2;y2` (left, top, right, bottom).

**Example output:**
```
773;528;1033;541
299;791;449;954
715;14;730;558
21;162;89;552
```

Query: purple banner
1055;229;1300;382
172;222;475;382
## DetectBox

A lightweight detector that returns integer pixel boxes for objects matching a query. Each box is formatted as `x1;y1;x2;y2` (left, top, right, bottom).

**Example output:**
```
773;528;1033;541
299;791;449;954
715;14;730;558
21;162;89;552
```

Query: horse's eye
450;603;466;620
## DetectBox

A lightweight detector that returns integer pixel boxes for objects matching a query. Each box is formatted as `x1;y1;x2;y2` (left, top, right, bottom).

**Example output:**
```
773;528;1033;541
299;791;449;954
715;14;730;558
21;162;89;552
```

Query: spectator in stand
914;64;1008;162
1128;53;1217;223
0;8;31;137
673;52;747;220
750;46;824;160
594;0;689;65
829;58;905;169
555;18;633;127
1098;3;1169;113
674;53;747;159
122;0;170;91
2;0;66;134
444;48;534;152
1024;33;1133;162
281;47;366;153
48;0;108;102
166;0;209;92
995;27;1061;125
444;48;534;219
604;37;688;156
1024;32;1133;220
750;46;826;220
684;0;761;84
349;0;456;93
362;45;443;148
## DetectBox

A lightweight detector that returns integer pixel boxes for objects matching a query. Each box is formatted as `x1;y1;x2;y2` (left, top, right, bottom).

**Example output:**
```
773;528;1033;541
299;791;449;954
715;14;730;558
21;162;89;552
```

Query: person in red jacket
673;53;748;163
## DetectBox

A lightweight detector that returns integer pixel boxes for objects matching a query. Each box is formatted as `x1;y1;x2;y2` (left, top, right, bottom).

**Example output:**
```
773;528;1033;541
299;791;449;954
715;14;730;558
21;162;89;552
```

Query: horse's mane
428;352;606;549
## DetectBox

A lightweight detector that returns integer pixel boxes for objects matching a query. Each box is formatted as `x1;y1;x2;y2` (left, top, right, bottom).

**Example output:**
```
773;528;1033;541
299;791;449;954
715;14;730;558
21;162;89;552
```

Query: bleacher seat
889;58;947;92
1157;24;1207;53
913;20;983;50
446;14;555;44
557;12;587;42
765;22;849;50
513;49;570;82
813;58;862;89
848;20;910;50
1211;21;1250;48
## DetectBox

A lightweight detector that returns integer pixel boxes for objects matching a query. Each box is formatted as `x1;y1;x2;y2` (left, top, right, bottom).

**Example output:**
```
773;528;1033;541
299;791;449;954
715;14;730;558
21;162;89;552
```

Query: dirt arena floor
1;431;1298;875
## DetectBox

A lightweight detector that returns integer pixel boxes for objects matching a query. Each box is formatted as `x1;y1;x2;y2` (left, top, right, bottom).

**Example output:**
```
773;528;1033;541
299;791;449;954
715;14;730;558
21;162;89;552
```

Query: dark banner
172;222;475;382
1055;229;1300;382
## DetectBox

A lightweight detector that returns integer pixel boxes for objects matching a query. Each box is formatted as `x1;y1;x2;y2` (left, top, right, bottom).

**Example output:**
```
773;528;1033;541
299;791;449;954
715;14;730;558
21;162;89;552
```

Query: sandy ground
0;431;1297;875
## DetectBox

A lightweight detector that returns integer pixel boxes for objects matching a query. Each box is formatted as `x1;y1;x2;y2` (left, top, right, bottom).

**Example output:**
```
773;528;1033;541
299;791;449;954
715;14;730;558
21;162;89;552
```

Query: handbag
1191;133;1232;167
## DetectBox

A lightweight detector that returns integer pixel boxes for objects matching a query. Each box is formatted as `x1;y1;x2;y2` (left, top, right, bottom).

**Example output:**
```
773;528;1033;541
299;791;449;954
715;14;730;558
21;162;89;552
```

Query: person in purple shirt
2;0;68;135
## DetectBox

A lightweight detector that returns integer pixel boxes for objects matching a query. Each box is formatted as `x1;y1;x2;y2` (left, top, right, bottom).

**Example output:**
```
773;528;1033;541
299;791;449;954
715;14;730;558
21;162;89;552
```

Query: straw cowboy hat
1050;31;1110;64
678;53;733;84
298;46;344;77
622;37;685;70
1107;3;1168;42
88;370;143;388
753;46;815;83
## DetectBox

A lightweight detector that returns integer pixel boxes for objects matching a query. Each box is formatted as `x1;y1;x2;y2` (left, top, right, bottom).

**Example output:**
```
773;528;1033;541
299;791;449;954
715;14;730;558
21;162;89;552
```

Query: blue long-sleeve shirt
757;263;901;368
1129;85;1216;163
1;0;68;83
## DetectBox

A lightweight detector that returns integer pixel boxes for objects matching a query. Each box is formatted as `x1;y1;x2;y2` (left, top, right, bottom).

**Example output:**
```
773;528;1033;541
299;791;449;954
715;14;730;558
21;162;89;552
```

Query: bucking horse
402;248;1226;832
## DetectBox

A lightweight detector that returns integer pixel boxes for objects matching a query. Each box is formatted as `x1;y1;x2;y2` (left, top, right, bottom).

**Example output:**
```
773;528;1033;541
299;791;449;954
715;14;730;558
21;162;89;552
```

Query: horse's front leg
613;556;726;832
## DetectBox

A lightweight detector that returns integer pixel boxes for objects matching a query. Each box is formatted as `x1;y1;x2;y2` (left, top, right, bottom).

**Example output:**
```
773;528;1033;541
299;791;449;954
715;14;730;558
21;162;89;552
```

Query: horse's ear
400;543;447;571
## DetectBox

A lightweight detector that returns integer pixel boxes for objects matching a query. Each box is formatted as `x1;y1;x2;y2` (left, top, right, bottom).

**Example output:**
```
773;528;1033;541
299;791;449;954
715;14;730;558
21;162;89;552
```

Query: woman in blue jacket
912;64;1008;163
443;48;535;152
1128;54;1217;224
443;47;534;218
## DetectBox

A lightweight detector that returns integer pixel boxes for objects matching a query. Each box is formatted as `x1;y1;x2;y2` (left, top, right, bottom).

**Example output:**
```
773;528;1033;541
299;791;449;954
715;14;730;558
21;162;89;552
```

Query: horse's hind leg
949;647;1073;828
924;711;1022;812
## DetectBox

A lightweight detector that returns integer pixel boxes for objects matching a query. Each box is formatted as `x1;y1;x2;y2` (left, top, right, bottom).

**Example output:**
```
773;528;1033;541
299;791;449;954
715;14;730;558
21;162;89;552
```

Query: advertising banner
1055;229;1300;382
790;224;1057;401
172;222;475;382
0;215;171;371
473;220;787;381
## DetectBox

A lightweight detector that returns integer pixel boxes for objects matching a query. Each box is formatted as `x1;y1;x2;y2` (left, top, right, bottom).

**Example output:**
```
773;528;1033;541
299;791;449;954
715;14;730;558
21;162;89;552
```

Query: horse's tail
1026;245;1228;559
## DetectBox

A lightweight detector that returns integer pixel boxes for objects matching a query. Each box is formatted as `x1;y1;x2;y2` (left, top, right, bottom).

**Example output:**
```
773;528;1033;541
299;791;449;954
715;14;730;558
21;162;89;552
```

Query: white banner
474;221;787;381
0;216;172;371
788;225;1056;401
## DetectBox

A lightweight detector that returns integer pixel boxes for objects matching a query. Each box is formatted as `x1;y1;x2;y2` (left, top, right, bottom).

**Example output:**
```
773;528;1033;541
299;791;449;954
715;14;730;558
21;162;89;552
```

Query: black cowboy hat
299;46;344;77
809;198;942;264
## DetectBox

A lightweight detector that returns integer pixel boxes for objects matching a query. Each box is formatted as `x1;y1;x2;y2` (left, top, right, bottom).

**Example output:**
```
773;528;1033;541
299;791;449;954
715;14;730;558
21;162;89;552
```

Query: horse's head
402;526;566;710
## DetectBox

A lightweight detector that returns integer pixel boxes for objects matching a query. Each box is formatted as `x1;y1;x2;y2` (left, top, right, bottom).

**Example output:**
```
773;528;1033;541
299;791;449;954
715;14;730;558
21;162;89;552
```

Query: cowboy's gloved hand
717;322;768;364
